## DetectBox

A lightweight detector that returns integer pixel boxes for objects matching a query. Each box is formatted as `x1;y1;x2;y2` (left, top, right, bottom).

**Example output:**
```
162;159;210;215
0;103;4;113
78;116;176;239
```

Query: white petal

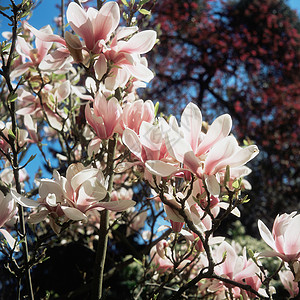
0;228;19;251
145;160;178;177
11;190;39;208
205;175;220;197
61;206;88;222
258;219;276;250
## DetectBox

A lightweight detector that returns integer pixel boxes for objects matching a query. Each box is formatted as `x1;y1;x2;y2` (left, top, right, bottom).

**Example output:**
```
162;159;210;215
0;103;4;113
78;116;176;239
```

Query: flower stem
92;135;117;300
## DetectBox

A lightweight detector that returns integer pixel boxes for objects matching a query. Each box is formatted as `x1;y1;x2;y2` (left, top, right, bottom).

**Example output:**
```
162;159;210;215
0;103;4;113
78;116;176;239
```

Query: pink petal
258;219;276;250
145;160;178;177
284;215;300;256
25;23;66;45
213;145;259;174
125;62;154;82
0;229;19;251
28;209;49;224
204;136;238;175
118;30;157;54
164;129;193;163
10;62;33;78
71;168;99;192
66;2;94;50
93;2;120;42
205;175;220;197
94;54;107;80
11;190;39;208
61;206;88;222
92;199;136;212
122;128;142;160
39;179;65;200
197;114;232;156
181;102;202;152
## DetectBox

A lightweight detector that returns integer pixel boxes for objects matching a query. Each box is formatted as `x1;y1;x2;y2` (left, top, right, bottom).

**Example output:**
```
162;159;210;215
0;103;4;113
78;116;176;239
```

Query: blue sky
1;0;300;181
0;0;300;36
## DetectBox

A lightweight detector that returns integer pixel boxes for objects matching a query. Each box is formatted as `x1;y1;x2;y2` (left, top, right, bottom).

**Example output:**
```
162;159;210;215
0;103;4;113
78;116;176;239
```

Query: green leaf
0;6;9;10
1;43;11;52
241;195;250;203
121;0;129;6
139;0;151;6
133;258;143;266
139;8;150;15
232;179;241;189
224;165;230;186
248;249;255;260
26;154;37;165
8;93;18;102
8;129;16;140
222;195;229;202
154;101;159;117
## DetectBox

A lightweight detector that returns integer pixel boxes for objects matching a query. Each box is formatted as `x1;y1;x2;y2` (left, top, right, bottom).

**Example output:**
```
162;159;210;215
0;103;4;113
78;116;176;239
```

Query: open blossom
10;25;53;78
0;191;18;250
214;241;262;298
143;102;259;196
279;270;299;298
101;29;157;90
15;163;135;233
258;212;300;262
66;1;120;53
118;99;155;135
0;121;28;154
16;81;72;132
85;93;122;140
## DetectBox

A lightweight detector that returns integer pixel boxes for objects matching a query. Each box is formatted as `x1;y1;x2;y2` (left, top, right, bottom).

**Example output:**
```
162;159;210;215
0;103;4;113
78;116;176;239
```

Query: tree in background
0;0;299;299
142;0;300;233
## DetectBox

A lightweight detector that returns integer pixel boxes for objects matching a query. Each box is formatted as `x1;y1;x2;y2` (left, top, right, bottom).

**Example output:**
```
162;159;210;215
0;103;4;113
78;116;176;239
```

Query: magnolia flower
279;270;299;298
16;163;135;233
143;102;259;196
214;241;262;298
121;121;169;182
0;191;18;250
258;212;300;262
150;240;174;272
66;1;120;53
85;93;122;140
0;121;28;153
16;85;69;132
10;25;53;78
102;30;156;90
119;99;155;135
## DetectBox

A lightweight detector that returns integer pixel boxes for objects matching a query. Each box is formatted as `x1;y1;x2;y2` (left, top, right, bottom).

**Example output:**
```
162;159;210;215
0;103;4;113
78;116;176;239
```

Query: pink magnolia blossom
0;191;18;250
279;270;299;298
215;241;262;298
119;99;155;135
150;240;174;272
102;38;156;90
143;103;259;196
15;163;135;233
66;2;120;53
0;121;28;154
121;121;169;182
85;93;122;140
258;212;300;262
10;25;53;78
16;83;69;131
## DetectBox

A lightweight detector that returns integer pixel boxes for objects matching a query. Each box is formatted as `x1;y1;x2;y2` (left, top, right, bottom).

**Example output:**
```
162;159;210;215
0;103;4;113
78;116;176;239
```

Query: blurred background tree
141;0;300;234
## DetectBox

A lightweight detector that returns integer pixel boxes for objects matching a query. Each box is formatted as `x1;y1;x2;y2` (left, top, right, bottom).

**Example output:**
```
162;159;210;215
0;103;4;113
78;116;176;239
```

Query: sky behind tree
0;0;300;38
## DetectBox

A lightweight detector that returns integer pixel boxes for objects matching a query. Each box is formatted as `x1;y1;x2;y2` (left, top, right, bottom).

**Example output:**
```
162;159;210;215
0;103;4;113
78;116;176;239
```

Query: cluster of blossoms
0;1;299;299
